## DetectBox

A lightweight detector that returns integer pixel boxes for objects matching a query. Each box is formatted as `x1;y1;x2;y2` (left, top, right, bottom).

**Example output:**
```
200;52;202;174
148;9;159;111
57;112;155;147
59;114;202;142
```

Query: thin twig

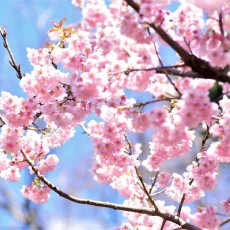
118;98;176;111
124;136;159;210
108;64;186;75
134;98;174;107
134;167;158;210
0;116;5;128
177;194;186;217
151;188;167;197
149;170;159;194
111;65;227;83
149;68;215;79
160;219;167;230
218;11;224;36
220;216;230;227
32;122;46;135
153;42;182;97
0;27;23;80
80;123;90;135
201;123;212;151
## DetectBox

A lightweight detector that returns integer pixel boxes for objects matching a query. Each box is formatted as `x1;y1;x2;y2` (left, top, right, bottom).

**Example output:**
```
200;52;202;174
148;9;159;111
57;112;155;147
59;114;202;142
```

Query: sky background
0;1;230;230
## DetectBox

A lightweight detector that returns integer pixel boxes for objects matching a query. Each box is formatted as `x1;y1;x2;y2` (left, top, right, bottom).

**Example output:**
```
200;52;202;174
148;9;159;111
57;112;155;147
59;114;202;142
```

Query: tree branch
124;135;159;210
0;27;23;80
220;216;230;227
111;64;229;83
124;0;230;83
21;150;201;230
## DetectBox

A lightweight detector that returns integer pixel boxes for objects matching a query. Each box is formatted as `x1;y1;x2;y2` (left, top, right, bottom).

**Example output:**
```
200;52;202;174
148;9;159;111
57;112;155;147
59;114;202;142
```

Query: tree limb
21;150;201;230
124;0;230;83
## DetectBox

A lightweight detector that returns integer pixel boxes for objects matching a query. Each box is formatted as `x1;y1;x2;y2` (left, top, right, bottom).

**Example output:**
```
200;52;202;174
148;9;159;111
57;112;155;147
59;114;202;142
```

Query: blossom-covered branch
21;150;201;230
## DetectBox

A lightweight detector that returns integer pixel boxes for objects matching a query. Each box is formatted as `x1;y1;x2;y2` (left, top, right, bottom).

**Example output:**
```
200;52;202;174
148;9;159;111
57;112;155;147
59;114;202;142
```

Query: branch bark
124;0;230;83
21;150;201;230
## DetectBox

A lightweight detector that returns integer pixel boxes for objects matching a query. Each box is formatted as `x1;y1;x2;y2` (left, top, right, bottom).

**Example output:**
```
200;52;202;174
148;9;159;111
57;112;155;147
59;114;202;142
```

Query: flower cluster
0;92;36;127
191;206;220;230
21;184;51;204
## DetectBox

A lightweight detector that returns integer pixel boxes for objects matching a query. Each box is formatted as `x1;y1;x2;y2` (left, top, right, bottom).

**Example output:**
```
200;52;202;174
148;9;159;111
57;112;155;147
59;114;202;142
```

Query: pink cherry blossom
157;171;172;188
191;206;220;230
21;184;51;204
222;198;230;215
166;173;204;203
0;92;36;127
185;0;229;13
1;165;21;182
29;154;59;175
0;125;24;153
20;65;68;103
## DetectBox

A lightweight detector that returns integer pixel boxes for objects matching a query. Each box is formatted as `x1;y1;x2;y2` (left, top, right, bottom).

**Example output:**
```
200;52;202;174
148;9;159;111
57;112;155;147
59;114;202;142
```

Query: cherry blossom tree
0;0;230;229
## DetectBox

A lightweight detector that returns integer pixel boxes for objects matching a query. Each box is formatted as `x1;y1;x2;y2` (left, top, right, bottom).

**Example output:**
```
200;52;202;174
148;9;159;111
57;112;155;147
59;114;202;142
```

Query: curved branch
21;150;201;230
124;0;230;83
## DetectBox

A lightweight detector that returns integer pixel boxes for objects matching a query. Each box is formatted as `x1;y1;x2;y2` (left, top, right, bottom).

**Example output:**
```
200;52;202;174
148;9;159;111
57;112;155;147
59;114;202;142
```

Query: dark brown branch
156;69;198;78
124;0;140;13
201;123;212;150
218;11;224;35
110;60;229;83
124;0;230;84
108;64;185;76
21;149;201;230
151;27;229;82
220;216;230;227
177;194;186;217
0;27;23;80
160;219;167;230
123;66;229;83
0;116;5;128
134;166;158;210
124;0;193;61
